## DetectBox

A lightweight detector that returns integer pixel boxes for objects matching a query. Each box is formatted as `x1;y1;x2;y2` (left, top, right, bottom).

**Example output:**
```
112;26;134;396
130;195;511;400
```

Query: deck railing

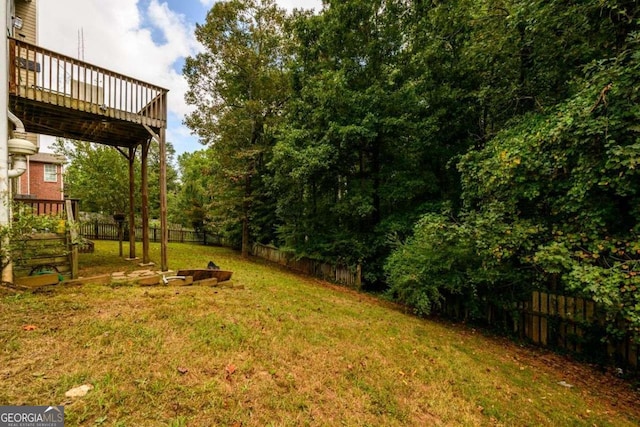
8;38;167;128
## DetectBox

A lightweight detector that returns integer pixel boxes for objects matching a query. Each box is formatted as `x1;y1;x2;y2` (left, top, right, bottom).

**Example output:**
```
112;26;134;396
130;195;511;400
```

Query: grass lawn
1;241;639;426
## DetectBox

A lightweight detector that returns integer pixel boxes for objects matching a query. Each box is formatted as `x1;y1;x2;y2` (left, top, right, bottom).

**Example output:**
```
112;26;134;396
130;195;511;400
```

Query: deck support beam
160;127;168;272
127;146;137;259
144;123;168;271
141;139;151;265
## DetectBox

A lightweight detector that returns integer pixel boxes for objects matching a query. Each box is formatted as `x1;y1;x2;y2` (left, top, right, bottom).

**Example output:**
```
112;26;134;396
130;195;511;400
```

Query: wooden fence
441;291;639;369
78;223;358;286
251;243;361;289
525;291;638;368
78;220;226;246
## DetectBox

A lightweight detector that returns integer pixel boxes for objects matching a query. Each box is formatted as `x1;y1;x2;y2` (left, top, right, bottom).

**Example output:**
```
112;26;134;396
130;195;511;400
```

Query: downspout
7;109;32;178
7;152;26;178
8;110;24;133
7;110;34;178
2;114;38;284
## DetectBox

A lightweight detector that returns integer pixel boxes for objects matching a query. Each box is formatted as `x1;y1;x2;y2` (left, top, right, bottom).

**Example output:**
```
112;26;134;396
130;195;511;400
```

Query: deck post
160;127;168;272
141;139;150;264
127;146;136;259
143;122;168;271
65;199;79;278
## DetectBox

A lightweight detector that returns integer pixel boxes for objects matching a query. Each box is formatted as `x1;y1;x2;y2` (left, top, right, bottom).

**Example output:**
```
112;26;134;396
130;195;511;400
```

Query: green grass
0;241;638;426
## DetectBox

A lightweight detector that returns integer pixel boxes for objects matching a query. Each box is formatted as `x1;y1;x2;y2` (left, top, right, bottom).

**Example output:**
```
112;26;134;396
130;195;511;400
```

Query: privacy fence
251;243;361;289
440;291;639;370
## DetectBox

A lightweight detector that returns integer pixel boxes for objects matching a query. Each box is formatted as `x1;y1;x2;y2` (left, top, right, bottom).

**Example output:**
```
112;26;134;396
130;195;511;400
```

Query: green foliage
183;0;289;256
172;151;213;230
272;0;451;275
0;203;65;274
385;214;477;315
53;139;178;219
180;0;640;345
388;23;640;341
271;0;638;281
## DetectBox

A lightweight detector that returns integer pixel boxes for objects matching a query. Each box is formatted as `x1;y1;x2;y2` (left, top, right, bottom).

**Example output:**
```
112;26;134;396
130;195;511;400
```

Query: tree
172;150;215;230
53;139;132;215
385;1;640;340
53;139;178;219
271;0;472;284
183;0;290;257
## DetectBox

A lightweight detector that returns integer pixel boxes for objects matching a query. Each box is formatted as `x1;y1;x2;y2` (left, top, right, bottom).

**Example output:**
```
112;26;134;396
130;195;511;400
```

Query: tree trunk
241;174;252;258
241;216;250;258
371;138;381;228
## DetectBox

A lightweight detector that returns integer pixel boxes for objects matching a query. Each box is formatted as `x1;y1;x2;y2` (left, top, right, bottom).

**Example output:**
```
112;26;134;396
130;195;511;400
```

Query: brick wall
17;161;63;200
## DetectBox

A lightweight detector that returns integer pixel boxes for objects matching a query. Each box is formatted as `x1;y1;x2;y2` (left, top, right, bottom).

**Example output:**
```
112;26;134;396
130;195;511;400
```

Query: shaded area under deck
7;37;170;272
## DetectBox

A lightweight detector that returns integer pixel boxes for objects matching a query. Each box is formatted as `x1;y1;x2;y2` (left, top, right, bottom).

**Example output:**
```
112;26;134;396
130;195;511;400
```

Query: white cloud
277;0;323;12
37;0;202;153
199;0;322;12
36;0;322;154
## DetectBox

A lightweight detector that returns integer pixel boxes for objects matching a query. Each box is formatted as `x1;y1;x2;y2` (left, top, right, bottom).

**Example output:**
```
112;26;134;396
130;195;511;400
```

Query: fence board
78;221;214;244
508;291;639;369
251;243;360;289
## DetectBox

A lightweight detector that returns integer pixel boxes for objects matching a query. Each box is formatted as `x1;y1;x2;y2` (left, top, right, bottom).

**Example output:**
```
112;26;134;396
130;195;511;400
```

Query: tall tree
183;0;290;257
271;1;455;283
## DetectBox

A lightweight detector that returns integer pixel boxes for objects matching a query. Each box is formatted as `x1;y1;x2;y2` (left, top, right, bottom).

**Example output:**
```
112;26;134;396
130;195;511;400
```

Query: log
176;269;232;282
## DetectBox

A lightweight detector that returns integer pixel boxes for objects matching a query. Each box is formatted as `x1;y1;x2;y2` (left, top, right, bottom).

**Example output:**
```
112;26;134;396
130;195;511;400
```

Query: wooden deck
8;38;171;272
8;38;167;147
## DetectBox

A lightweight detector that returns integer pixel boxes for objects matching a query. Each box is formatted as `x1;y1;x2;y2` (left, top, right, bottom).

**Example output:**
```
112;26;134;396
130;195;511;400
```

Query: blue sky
37;0;323;156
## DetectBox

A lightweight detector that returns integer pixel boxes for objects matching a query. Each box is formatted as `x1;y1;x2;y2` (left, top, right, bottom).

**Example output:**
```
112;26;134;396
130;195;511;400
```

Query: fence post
94;219;98;239
66;200;79;279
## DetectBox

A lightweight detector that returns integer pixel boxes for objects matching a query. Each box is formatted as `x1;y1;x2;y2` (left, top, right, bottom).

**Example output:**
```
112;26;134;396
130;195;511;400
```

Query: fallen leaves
22;325;37;331
225;363;237;381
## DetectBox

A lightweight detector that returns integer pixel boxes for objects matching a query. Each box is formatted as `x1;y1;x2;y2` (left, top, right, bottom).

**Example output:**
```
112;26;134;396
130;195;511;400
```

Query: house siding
12;0;38;149
13;0;36;43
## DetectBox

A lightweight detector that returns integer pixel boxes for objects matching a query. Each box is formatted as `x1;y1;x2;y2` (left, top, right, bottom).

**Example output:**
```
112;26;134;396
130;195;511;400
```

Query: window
44;164;57;182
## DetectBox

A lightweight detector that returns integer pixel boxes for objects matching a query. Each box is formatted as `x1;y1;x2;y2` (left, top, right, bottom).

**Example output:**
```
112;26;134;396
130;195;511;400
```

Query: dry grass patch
0;241;639;426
